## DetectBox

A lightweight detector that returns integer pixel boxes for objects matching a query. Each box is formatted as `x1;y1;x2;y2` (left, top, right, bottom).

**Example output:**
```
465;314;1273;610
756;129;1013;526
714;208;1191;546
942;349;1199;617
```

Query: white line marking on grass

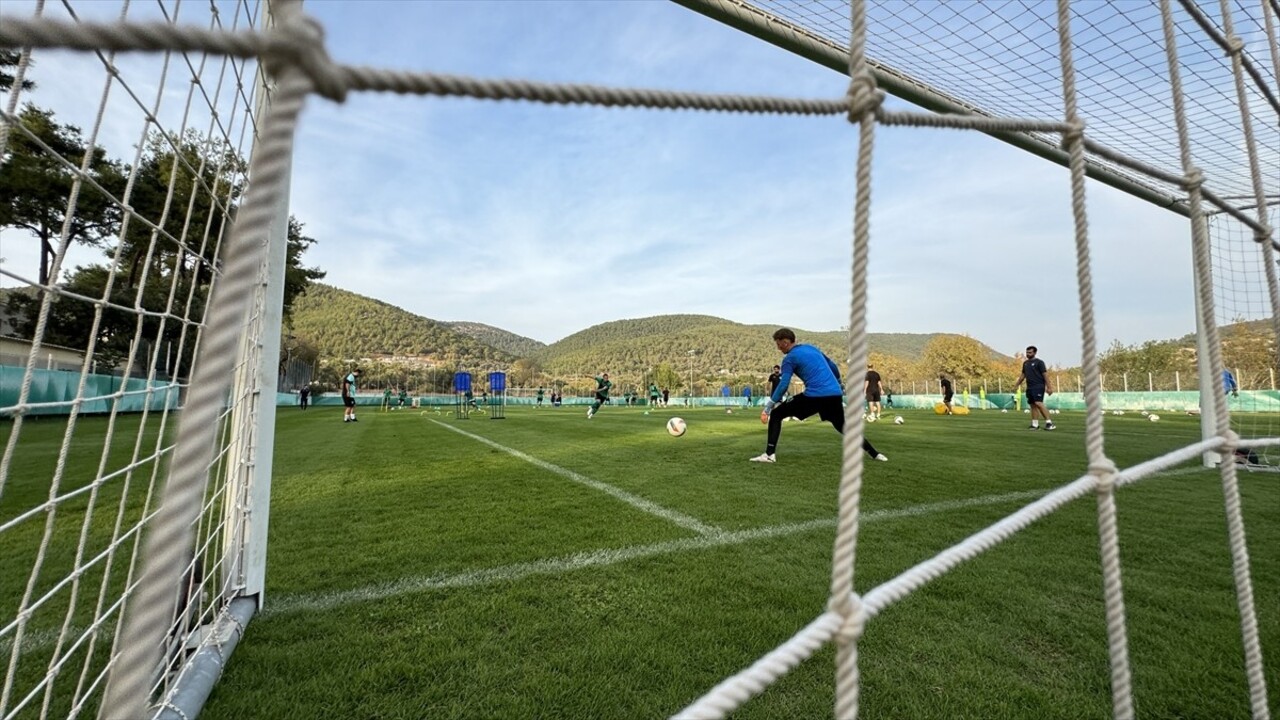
264;489;1049;618
429;419;723;537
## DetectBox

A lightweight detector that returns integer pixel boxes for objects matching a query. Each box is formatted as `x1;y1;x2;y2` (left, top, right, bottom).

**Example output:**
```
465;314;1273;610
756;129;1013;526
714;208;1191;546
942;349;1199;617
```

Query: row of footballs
666;410;1163;436
1000;408;1162;421
665;413;913;437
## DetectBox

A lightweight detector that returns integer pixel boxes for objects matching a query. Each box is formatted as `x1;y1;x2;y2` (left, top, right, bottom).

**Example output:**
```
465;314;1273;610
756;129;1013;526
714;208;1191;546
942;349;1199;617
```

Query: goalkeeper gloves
764;399;777;414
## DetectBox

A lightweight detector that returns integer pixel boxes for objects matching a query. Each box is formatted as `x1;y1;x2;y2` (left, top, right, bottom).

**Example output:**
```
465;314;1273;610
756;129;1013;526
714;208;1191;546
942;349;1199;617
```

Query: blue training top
772;343;842;402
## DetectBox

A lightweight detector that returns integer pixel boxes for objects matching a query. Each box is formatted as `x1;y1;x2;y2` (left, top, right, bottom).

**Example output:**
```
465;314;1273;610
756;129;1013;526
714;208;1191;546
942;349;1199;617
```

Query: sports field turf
6;405;1278;718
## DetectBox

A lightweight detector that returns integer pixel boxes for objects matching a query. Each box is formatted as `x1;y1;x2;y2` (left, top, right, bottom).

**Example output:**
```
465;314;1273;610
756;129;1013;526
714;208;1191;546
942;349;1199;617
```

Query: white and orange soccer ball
666;417;687;436
894;416;905;425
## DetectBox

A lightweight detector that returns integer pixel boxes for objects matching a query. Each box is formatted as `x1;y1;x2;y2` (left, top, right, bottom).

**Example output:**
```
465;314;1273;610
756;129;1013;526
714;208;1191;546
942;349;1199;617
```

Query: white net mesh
1211;208;1280;468
0;1;270;718
0;0;1274;718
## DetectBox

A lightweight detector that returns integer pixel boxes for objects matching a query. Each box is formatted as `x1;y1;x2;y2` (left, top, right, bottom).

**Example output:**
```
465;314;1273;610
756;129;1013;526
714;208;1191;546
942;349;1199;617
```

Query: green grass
5;406;1278;719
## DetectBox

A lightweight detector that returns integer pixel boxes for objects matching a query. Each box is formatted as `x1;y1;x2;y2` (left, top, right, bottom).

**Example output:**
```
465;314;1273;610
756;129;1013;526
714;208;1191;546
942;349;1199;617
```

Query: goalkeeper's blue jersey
772;344;842;402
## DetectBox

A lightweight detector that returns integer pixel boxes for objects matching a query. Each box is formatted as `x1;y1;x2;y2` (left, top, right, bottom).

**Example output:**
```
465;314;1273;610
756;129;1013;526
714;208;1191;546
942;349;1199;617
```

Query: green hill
290;284;514;364
444;321;546;357
530;315;1006;377
289;291;1011;381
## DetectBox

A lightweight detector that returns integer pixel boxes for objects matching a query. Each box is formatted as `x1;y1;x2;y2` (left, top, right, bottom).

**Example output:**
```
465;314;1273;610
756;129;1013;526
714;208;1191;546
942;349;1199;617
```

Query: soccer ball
894;416;904;425
666;417;687;436
865;414;878;423
1001;409;1008;413
1148;414;1160;422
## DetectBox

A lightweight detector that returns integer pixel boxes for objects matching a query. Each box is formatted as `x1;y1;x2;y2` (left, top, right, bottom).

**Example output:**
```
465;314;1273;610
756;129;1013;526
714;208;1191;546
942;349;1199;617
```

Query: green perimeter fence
1;366;179;416
6;366;1279;416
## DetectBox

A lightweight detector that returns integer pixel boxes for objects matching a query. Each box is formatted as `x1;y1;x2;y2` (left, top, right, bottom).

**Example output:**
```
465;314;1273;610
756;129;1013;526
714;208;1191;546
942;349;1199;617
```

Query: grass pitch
5;405;1276;718
195;404;1278;719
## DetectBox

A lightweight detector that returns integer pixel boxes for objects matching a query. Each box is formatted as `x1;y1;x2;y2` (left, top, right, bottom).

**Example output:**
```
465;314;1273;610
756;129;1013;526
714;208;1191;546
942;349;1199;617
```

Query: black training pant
766;393;881;457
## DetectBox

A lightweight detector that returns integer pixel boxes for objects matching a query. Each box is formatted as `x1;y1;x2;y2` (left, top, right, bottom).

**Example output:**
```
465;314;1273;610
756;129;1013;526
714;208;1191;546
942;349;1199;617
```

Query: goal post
0;0;294;717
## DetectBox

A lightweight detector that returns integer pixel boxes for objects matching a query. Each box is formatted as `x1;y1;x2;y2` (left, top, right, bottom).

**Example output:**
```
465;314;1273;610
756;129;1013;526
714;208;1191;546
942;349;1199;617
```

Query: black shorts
343;396;356;408
775;394;845;426
867;391;881;402
943;392;953;403
1025;387;1045;404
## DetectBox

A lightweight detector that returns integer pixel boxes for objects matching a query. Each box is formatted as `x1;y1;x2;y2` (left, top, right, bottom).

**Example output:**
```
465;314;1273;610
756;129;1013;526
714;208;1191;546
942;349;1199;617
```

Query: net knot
1222;429;1241;451
267;15;347;102
1060;118;1086;148
1182;167;1205;192
1089;458;1119;492
832;592;866;644
845;72;883;122
1225;35;1245;55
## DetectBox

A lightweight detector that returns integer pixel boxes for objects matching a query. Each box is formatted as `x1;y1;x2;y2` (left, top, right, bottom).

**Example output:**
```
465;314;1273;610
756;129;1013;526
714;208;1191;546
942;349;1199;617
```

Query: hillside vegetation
285;285;1274;394
529;315;1005;378
290;284;514;364
445;321;546;357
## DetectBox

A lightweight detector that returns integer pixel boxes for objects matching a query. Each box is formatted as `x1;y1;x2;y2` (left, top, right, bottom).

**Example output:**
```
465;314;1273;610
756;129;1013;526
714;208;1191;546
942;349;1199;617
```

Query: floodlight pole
688;350;696;406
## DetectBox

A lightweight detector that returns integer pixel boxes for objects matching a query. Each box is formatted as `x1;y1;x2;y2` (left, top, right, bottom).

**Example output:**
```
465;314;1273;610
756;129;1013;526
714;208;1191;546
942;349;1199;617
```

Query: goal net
1211;208;1280;470
0;1;279;718
0;0;1274;718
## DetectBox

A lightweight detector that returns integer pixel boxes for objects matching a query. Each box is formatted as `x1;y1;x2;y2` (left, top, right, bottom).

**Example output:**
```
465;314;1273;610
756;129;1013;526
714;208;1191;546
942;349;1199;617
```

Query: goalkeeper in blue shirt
751;328;887;464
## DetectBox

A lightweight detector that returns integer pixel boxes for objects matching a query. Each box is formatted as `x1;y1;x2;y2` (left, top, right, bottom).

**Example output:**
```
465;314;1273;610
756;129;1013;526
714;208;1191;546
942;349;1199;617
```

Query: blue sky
1;0;1205;365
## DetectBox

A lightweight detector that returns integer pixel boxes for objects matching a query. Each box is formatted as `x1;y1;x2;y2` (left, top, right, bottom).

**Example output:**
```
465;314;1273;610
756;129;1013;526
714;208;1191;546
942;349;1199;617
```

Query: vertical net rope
1160;0;1271;716
1052;0;1135;716
0;0;1274;718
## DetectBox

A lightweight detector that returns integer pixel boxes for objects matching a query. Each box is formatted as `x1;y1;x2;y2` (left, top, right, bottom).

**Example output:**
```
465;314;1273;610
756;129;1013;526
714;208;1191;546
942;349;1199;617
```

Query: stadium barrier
885;391;1280;412
1;366;180;416
8;376;1274;417
267;390;1280;412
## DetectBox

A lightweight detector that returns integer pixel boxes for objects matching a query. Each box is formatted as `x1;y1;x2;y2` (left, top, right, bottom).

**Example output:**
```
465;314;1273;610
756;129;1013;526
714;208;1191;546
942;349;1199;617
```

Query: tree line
0;50;325;377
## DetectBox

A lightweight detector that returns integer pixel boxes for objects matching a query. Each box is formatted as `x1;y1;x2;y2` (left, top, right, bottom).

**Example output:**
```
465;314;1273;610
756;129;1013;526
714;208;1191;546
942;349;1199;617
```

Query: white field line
263;489;1049;618
5;467;1226;652
429;419;723;536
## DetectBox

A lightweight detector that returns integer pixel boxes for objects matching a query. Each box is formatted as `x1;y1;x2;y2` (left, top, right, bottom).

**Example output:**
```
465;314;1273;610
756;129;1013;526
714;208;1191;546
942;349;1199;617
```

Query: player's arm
1044;364;1053;395
825;355;841;383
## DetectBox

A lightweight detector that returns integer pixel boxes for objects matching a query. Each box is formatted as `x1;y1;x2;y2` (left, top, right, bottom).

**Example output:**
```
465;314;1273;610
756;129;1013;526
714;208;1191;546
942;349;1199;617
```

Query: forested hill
290;284;514;363
530;315;1005;376
444;321;546;357
287;288;1013;377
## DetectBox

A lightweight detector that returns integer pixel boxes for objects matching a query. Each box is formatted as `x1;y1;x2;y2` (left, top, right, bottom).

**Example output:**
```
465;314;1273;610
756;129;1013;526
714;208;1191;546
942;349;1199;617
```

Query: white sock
1032;420;1039;427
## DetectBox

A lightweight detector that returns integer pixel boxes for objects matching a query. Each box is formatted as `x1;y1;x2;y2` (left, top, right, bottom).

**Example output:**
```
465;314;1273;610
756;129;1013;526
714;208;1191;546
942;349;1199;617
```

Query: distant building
0;336;86;372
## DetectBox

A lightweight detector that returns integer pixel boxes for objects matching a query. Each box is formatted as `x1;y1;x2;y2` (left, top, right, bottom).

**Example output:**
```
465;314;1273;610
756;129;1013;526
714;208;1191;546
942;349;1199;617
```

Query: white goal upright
0;0;1275;719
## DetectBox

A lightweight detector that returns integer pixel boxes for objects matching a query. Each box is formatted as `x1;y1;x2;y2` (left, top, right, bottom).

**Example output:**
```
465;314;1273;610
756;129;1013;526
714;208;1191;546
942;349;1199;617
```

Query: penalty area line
264;488;1049;618
429;418;723;537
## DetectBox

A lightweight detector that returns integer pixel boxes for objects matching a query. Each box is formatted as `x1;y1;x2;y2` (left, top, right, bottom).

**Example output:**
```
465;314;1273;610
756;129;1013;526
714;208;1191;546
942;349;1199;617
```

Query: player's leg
817;397;887;460
1026;389;1045;427
1037;401;1055;429
752;398;794;461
